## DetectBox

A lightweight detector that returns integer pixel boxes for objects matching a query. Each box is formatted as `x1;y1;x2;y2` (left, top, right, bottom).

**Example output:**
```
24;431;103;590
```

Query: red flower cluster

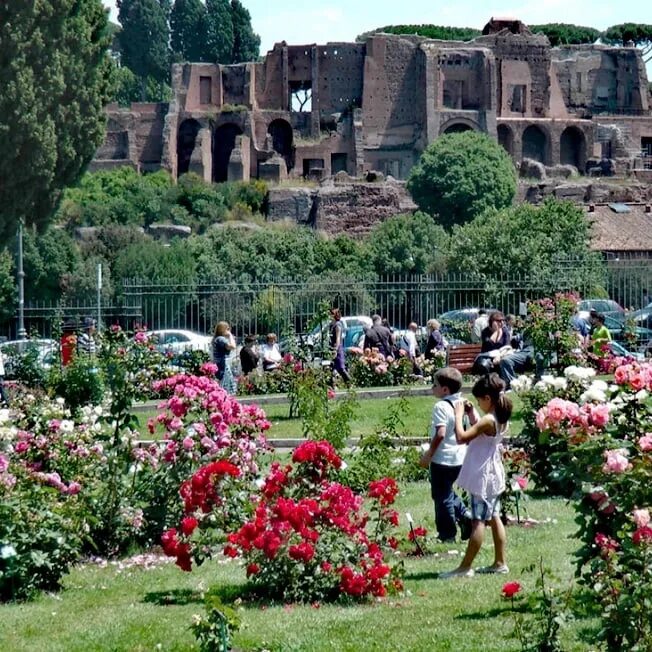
632;526;652;546
368;477;399;506
407;526;427;542
161;528;192;571
291;440;342;480
594;532;620;556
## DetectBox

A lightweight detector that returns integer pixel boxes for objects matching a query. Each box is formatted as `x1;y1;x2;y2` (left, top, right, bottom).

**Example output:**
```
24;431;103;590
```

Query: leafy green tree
407;131;517;229
367;212;449;275
203;0;234;63
0;250;16;326
448;199;601;282
357;25;480;42
117;0;170;95
529;23;601;46
0;0;112;242
603;23;652;62
230;0;260;63
170;0;206;62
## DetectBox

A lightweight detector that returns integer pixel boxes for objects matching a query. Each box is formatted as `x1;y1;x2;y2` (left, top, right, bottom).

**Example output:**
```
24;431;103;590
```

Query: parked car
147;329;212;355
283;316;373;359
0;339;59;378
600;314;652;346
608;340;645;362
577;299;624;321
438;308;494;342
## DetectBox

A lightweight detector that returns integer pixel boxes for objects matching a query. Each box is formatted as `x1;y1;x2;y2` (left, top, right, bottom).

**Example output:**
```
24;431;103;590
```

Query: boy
419;367;471;542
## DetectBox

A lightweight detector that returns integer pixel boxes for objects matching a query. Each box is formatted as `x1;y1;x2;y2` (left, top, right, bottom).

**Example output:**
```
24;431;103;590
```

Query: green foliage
118;0;171;89
230;0;260;63
368;212;449;275
529;23;601;46
358;25;480;42
191;589;240;652
0;250;16;324
170;0;206;62
50;357;105;415
603;23;652;61
407;132;517;228
204;0;234;63
448;199;603;283
0;0;113;241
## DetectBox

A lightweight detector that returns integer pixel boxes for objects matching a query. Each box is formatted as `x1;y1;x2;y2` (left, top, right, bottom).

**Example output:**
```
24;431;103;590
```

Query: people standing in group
329;308;350;384
212;321;237;394
571;307;590;348
261;333;282;372
471;309;489;344
419;367;471;543
424;319;447;360
363;314;393;357
590;313;612;356
77;318;97;356
239;335;259;376
440;373;512;578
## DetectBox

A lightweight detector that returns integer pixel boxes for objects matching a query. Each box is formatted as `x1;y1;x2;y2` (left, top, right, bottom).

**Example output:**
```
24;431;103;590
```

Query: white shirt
402;330;418;358
261;343;282;370
430;393;467;467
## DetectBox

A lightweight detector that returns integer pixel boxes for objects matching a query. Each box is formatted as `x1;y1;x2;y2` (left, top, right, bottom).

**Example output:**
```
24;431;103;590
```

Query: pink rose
632;509;650;528
66;481;82;495
639;434;652;452
602;448;631;474
182;436;195;451
0;453;8;474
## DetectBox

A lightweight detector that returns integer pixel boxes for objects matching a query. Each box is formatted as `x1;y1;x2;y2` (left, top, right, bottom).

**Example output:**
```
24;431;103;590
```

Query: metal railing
15;260;652;340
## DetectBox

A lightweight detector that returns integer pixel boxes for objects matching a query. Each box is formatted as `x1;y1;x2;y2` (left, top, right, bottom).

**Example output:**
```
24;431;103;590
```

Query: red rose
501;581;522;598
180;516;198;536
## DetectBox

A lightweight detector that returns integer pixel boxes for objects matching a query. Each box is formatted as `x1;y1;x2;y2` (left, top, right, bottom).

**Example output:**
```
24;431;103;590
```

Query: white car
0;339;59;377
147;329;212;355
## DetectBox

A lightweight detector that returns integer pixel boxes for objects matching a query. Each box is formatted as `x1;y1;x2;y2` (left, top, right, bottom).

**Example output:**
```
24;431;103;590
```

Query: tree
170;0;206;62
230;0;260;63
0;0;112;243
203;0;234;64
603;23;652;62
447;199;602;283
367;212;449;276
529;23;601;46
117;0;170;95
407;131;517;229
357;24;480;42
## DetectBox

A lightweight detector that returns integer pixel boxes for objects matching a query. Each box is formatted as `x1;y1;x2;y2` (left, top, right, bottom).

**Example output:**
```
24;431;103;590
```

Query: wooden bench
446;343;482;375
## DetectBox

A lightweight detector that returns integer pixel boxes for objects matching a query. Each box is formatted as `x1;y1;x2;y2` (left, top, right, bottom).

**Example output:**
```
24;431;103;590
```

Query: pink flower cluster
535;397;610;436
32;471;82;496
149;374;270;474
613;361;652;392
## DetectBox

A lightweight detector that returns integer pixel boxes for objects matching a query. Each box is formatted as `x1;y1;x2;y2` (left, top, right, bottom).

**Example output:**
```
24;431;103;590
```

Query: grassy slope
0;487;594;652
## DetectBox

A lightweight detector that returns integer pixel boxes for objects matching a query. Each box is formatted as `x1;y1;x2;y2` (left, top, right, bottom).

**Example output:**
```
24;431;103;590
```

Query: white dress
456;414;506;499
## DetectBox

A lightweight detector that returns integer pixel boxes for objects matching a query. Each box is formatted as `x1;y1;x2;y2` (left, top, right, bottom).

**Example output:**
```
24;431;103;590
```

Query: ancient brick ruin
93;18;652;183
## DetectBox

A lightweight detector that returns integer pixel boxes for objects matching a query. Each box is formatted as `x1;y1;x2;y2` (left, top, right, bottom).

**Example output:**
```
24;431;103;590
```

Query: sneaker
476;564;509;575
439;567;475;579
458;514;473;541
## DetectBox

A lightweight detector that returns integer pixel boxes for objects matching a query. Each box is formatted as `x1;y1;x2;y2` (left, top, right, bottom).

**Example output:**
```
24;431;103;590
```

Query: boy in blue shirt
420;367;472;542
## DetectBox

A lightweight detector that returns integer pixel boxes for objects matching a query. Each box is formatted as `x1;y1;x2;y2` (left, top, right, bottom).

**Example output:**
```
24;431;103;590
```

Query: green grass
0;487;595;651
138;393;526;441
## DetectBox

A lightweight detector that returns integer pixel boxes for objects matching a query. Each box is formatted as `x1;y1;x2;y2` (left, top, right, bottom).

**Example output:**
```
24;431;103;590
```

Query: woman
424;319;447;360
472;311;511;375
212;321;237;394
261;333;282;372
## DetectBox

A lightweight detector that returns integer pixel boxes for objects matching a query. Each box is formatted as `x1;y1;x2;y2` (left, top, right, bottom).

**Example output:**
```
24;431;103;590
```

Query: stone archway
522;125;548;163
497;124;514;157
177;119;201;177
212;123;243;183
267;119;294;172
560;126;586;171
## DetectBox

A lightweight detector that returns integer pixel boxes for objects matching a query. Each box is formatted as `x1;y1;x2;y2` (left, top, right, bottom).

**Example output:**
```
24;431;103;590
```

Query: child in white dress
440;373;512;578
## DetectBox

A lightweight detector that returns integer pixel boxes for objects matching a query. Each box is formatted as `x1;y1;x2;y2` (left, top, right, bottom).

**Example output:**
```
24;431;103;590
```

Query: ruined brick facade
93;18;652;181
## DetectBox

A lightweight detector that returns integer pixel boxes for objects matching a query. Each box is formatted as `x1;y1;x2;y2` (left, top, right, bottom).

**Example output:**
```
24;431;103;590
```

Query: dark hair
595;313;606;324
489;311;505;327
478;309;487;315
434;367;463;394
472;373;513;425
331;308;342;320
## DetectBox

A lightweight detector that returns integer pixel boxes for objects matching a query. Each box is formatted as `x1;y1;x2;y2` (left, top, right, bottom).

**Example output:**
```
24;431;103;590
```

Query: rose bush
347;348;413;388
531;361;652;649
163;440;403;603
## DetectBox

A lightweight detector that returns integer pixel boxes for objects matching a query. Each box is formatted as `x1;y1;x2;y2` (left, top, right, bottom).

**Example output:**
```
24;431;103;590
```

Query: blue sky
103;0;651;74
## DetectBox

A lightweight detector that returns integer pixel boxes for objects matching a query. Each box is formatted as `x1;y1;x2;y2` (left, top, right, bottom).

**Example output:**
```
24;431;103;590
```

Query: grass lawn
0;485;594;652
139;393;526;441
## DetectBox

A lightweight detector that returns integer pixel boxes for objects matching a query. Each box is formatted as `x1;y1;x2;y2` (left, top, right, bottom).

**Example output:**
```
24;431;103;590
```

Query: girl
212;321;237;395
440;373;512;578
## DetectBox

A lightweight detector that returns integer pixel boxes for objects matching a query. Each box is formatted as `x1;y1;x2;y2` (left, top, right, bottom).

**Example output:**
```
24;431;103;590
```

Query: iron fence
13;260;652;340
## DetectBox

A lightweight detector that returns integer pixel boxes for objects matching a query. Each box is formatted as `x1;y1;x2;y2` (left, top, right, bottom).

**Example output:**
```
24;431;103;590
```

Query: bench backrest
446;343;482;374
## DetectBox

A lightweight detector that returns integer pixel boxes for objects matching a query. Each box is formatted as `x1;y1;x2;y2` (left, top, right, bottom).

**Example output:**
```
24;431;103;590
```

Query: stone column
310;46;321;139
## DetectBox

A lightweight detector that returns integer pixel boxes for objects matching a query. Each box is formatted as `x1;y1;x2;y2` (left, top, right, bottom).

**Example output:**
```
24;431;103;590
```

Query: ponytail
472;373;513;425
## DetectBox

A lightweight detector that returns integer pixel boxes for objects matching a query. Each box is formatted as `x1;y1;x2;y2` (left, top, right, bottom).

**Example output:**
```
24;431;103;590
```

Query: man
239;335;259;376
590;313;612;356
78;318;97;355
364;314;393;357
471;309;489;344
399;322;422;375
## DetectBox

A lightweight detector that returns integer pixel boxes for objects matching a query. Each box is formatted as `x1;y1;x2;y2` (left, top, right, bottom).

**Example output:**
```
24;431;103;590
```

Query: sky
103;0;651;73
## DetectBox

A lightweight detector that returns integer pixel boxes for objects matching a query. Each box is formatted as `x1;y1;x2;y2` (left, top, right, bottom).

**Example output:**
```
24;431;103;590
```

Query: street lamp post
17;219;26;339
